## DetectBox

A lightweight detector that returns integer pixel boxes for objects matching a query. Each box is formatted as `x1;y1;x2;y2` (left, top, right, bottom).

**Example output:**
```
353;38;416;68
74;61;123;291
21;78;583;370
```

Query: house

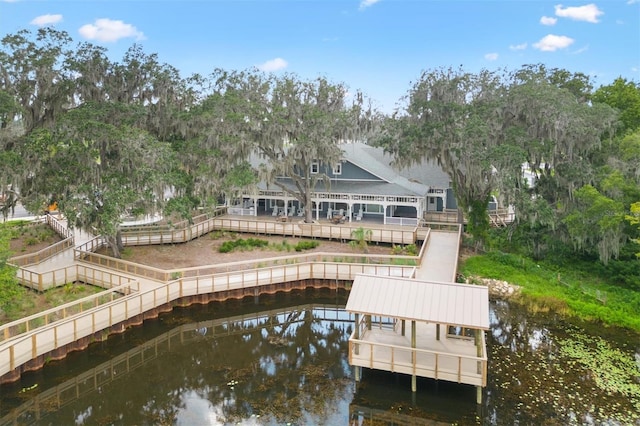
227;142;454;225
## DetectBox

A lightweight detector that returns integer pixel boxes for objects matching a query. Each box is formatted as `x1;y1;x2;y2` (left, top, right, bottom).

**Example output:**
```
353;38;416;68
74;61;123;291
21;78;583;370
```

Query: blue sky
1;0;639;113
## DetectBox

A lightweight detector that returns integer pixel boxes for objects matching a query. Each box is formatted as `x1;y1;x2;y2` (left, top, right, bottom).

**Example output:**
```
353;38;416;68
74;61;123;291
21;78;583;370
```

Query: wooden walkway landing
350;321;486;387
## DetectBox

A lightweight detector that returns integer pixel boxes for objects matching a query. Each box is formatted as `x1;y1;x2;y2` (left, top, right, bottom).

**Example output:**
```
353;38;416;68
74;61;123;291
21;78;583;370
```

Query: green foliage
556;333;640;412
593;77;640;133
563;185;626;264
349;227;372;253
460;251;640;331
294;240;319;251
219;238;269;253
391;244;418;256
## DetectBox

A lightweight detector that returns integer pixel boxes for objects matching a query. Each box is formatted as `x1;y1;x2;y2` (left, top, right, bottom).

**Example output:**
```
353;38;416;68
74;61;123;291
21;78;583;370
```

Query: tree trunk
107;235;122;258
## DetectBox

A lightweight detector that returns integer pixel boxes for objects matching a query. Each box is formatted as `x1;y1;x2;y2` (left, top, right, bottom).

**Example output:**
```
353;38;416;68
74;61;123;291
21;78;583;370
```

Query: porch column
436;323;440;340
401;319;405;336
253;197;258;216
411;320;417;392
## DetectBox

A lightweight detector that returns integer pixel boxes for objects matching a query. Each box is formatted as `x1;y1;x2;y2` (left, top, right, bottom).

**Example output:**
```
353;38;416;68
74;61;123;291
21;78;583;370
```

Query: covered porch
227;187;428;227
345;274;489;402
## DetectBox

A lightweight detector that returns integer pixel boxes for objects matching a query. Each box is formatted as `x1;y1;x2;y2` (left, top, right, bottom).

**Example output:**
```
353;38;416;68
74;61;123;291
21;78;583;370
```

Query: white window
332;163;342;175
311;161;319;174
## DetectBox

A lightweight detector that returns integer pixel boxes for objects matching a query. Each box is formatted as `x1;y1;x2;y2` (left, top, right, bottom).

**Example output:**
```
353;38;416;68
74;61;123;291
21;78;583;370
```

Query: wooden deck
119;213;420;246
349;319;487;387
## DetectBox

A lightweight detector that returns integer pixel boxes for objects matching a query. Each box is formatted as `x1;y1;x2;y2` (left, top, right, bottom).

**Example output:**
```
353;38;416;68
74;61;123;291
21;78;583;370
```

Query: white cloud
257;57;288;72
30;14;63;26
509;43;528;51
533;34;575;51
484;53;499;61
78;18;145;42
359;0;380;10
540;16;557;25
554;4;604;23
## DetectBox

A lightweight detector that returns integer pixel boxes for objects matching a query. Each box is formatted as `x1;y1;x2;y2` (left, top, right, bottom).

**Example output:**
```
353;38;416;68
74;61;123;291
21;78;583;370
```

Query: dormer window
311;161;319;174
332;163;342;175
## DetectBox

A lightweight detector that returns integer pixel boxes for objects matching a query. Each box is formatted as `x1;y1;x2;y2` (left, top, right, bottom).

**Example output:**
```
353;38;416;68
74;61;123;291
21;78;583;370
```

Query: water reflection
1;289;638;425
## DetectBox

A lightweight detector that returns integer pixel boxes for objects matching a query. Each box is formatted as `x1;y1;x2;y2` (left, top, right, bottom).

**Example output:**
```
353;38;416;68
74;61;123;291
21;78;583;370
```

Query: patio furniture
331;214;346;224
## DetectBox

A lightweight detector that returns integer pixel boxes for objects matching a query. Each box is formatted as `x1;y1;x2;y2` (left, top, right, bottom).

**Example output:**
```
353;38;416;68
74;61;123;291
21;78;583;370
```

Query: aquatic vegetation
556;333;640;413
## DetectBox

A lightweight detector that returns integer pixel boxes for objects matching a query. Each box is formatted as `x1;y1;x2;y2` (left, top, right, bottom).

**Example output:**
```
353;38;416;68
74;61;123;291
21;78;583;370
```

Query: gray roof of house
248;142;450;197
349;143;451;189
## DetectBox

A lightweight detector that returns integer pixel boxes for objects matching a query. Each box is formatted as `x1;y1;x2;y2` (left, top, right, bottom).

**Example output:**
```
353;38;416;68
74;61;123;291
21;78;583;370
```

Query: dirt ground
121;233;396;269
8;222;63;257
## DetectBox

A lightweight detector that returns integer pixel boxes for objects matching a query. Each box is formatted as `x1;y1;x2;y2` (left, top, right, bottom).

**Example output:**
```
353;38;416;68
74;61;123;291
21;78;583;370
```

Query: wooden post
365;314;371;330
401;319;405;336
354;313;360;355
436;323;440;340
411;320;417;392
475;329;482;374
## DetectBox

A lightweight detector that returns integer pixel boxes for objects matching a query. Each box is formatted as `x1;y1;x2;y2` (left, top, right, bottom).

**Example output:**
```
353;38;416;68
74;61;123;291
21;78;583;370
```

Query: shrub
218;237;269;253
295;241;319;251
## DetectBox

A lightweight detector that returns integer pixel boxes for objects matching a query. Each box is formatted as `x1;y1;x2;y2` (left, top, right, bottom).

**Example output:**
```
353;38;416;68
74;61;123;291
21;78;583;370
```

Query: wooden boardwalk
1;212;467;386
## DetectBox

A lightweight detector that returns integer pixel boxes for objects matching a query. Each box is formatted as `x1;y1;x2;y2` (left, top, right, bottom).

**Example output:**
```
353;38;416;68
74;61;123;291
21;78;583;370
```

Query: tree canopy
1;27;638;269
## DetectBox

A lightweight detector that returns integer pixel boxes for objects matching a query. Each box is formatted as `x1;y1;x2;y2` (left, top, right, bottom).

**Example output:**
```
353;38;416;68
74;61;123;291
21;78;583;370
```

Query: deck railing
2;217;438;382
15;262;136;293
0;303;351;424
0;258;416;380
349;337;487;387
8;215;75;267
0;280;138;343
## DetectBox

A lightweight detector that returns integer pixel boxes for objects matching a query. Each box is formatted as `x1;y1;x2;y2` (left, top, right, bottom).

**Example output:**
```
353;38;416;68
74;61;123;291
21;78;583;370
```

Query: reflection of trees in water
5;302;354;425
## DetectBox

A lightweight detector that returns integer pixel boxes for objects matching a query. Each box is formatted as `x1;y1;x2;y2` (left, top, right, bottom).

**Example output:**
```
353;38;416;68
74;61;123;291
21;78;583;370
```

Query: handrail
0;280;138;343
0;260;416;380
74;243;423;283
7;215;75;267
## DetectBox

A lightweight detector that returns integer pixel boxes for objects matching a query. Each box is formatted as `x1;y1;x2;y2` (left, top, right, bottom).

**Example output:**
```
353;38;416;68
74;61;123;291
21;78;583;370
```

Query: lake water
1;288;638;425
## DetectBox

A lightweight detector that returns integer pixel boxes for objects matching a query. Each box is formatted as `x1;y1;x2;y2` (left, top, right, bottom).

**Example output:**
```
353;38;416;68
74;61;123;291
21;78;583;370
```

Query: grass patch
460;251;640;331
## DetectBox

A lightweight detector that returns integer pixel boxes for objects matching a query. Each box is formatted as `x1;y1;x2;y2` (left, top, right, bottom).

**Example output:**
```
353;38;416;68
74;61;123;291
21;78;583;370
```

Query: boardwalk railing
423;208;515;227
0;257;417;381
349;312;487;387
348;337;487;387
1;303;350;424
75;232;427;283
8;215;75;267
2;216;436;382
118;208;417;246
15;262;136;292
0;280;138;343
